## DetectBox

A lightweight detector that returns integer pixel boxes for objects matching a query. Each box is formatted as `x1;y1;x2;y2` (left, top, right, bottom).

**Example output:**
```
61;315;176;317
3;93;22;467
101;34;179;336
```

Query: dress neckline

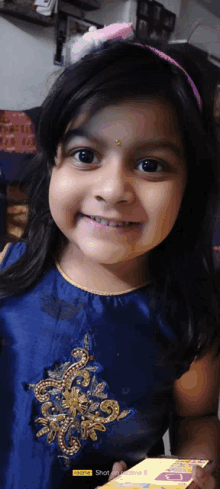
55;260;151;296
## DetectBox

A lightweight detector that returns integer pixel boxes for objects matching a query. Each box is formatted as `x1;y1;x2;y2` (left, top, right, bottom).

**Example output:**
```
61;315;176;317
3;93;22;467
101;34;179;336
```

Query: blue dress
0;242;195;489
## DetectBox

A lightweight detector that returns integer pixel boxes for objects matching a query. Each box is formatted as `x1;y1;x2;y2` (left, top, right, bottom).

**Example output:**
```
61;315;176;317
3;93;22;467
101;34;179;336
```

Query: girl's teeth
89;216;131;227
109;221;123;227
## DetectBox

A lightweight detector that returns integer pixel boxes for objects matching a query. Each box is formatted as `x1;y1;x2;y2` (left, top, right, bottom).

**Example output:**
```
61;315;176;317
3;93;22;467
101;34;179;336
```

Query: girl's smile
49;96;187;292
77;213;142;231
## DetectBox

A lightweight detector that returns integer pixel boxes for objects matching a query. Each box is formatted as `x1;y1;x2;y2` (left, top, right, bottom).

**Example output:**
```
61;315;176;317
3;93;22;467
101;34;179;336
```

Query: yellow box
101;456;211;488
72;470;93;476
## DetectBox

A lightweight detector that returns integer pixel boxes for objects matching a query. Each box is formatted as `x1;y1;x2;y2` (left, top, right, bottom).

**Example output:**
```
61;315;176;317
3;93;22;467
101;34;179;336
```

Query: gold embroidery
27;334;131;460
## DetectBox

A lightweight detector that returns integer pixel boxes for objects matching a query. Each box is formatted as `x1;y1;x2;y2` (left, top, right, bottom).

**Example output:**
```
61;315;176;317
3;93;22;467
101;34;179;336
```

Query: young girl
1;23;220;489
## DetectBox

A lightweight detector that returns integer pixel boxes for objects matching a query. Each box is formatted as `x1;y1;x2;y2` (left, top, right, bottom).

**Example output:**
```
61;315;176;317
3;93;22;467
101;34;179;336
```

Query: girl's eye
71;149;98;165
70;149;167;174
136;159;164;173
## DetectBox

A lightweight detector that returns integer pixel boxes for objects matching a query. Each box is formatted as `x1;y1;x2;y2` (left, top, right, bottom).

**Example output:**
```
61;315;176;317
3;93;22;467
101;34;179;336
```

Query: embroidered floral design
27;334;131;462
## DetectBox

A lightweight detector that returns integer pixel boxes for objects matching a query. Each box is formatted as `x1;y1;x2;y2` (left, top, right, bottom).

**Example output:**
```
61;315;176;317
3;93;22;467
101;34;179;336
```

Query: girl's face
49;97;187;288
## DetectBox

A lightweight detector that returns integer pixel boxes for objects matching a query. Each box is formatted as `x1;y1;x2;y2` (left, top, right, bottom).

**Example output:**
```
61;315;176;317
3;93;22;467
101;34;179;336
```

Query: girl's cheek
142;183;176;212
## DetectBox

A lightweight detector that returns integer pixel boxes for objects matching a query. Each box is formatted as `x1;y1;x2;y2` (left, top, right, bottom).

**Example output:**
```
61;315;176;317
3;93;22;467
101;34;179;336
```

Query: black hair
1;32;220;369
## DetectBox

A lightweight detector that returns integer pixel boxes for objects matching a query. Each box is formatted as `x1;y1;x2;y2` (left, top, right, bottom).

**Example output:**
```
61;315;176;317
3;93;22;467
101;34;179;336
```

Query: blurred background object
136;0;176;42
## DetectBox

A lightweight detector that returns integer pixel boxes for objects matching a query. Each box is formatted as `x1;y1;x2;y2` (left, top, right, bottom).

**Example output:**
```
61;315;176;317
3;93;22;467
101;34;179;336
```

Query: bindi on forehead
60;98;184;158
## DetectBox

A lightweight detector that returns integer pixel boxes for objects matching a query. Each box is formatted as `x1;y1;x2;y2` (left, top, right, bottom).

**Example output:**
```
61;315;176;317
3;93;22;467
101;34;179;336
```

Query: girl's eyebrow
62;128;91;146
62;128;183;158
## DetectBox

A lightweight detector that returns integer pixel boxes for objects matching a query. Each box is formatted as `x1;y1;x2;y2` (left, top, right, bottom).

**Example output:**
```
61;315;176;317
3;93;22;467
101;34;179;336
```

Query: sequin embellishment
27;334;131;462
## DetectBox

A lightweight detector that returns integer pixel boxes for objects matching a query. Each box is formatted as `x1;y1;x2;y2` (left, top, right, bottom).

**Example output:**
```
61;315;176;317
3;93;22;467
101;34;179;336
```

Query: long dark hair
1;33;220;368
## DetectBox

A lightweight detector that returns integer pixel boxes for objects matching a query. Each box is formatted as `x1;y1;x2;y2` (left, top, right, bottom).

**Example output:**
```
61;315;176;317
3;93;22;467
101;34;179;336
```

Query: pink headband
136;43;202;111
70;22;202;112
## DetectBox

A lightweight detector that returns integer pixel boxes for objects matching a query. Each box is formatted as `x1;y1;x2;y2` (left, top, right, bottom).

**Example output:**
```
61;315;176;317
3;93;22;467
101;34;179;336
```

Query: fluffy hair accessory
69;22;202;111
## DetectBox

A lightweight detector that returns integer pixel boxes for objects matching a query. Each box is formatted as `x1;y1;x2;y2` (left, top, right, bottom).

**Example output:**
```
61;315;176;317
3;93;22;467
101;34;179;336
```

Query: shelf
61;0;100;10
0;2;56;26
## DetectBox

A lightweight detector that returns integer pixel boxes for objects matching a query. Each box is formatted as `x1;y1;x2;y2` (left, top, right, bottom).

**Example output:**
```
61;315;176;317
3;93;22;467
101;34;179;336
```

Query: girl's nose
92;157;134;205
